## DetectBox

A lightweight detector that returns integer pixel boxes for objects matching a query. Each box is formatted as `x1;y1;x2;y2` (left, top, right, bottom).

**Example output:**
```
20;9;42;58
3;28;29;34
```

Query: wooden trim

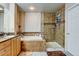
44;23;56;25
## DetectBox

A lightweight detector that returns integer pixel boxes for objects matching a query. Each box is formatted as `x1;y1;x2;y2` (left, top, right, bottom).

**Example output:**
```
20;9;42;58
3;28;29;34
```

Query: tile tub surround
21;40;46;52
21;36;46;52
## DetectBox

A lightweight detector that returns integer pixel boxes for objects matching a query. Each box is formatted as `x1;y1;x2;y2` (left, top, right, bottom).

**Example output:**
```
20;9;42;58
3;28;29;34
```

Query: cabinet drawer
0;40;11;50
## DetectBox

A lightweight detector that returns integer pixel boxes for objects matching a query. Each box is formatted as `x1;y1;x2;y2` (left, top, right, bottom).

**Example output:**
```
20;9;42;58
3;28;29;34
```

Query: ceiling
17;3;64;13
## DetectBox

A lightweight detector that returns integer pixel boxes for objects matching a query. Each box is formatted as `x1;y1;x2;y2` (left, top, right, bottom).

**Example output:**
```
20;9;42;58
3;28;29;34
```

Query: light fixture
0;7;3;10
29;6;35;11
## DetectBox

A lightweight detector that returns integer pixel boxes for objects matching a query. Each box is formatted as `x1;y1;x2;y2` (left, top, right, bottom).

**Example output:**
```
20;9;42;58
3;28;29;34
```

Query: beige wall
15;4;25;34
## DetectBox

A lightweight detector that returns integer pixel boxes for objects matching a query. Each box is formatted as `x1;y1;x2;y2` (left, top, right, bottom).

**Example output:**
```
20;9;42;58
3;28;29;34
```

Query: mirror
0;5;4;36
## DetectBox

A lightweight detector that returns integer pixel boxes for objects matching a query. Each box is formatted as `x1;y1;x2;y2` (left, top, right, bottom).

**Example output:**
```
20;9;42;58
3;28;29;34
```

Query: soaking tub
21;36;46;52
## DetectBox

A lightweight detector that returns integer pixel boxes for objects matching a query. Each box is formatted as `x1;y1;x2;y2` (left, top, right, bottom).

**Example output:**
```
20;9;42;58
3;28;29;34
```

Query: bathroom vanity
0;36;21;56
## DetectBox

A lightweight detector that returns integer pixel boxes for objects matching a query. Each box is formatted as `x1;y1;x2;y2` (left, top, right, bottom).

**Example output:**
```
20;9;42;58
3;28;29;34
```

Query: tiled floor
19;42;65;56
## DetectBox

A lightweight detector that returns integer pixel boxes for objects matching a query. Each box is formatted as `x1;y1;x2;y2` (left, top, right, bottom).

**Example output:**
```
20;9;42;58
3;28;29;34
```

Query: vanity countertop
0;35;18;43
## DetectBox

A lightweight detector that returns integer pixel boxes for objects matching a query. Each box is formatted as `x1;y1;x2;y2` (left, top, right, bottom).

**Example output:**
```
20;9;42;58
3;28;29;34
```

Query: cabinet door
11;38;17;56
16;37;21;55
0;40;11;56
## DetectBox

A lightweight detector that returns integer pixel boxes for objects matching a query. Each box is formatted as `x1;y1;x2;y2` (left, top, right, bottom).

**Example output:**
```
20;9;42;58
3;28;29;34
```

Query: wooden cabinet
11;38;17;56
11;37;21;56
16;37;21;55
0;40;11;56
0;36;21;56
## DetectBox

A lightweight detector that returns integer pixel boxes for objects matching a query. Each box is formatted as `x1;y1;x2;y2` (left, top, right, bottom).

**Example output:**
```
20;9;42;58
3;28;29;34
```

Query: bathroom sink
3;35;15;39
0;35;15;42
0;35;15;39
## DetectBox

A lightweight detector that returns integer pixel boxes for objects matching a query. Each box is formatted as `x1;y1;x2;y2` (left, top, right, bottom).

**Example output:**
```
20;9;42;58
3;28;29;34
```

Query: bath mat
47;51;66;56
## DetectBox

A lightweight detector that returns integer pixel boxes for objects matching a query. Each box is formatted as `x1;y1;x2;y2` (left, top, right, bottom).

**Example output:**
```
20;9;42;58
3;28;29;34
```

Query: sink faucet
4;33;7;37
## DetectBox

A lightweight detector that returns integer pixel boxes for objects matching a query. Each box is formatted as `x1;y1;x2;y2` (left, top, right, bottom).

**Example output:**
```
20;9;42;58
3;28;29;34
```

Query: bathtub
21;36;46;52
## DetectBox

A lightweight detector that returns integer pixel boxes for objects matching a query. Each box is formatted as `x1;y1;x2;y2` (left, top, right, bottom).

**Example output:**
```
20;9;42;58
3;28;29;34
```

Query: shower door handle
66;33;70;35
